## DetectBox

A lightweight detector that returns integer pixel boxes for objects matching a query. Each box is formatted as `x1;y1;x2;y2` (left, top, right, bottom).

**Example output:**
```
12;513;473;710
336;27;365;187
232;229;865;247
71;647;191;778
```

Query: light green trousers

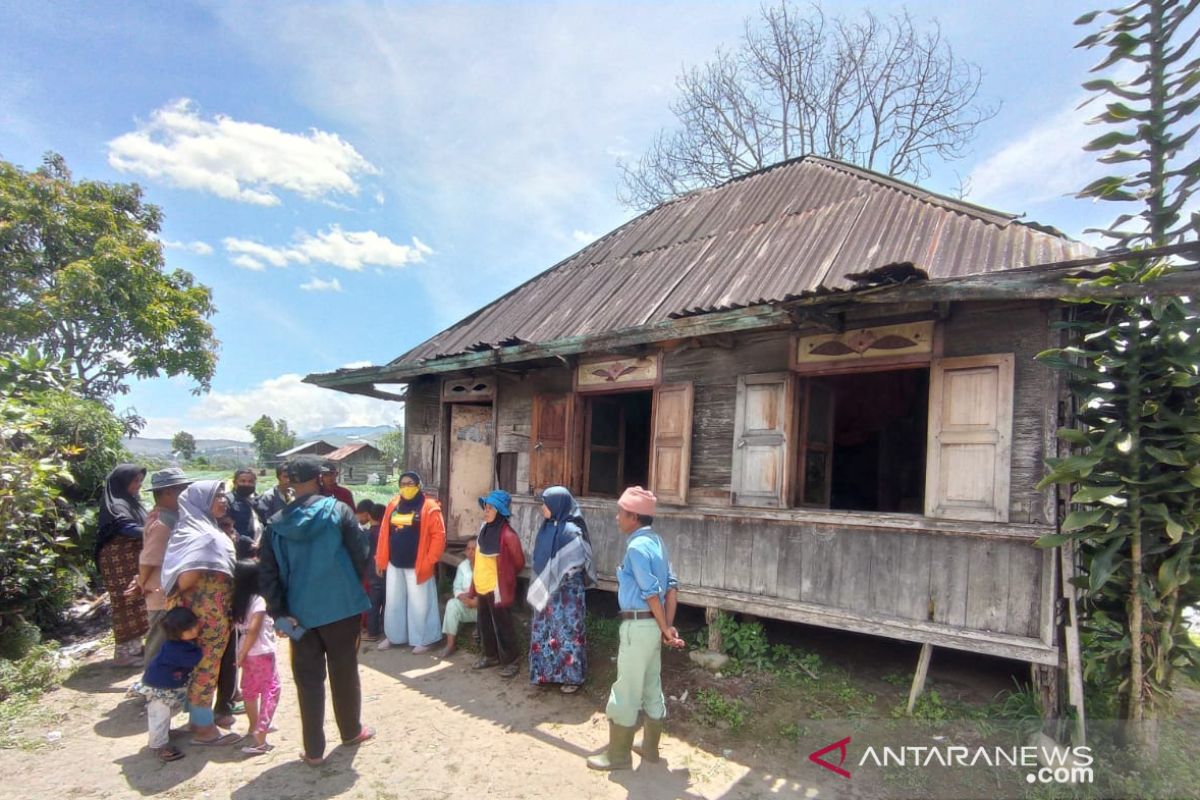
605;619;665;727
442;597;478;636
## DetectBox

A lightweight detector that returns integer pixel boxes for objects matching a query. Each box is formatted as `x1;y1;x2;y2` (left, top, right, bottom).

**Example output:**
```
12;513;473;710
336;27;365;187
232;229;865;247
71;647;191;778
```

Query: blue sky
1;0;1117;440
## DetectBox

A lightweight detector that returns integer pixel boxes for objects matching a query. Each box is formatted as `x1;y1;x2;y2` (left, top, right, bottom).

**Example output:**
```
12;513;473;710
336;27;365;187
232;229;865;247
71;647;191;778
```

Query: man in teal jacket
259;455;375;765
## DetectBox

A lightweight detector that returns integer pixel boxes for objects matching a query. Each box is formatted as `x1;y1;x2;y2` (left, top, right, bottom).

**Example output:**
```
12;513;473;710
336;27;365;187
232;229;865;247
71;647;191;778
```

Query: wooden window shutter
924;354;1014;522
651;382;693;505
731;373;792;508
531;392;573;492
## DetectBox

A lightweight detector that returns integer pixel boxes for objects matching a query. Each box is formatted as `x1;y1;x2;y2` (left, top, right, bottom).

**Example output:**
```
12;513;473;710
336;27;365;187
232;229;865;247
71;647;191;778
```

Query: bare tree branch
617;0;999;209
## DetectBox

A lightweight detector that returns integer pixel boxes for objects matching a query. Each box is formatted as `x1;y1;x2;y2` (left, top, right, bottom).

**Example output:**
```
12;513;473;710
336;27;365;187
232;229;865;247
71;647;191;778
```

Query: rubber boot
587;721;635;771
632;716;664;763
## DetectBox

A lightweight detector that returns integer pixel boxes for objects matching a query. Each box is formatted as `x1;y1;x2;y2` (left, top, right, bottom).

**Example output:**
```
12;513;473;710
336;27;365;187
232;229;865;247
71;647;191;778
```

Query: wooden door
531;392;572;492
794;379;834;507
925;354;1014;521
651;382;693;505
447;404;494;539
731;373;792;508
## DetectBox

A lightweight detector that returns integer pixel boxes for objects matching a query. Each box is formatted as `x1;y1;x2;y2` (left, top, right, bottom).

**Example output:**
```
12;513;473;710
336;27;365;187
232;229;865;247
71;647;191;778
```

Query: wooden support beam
1060;542;1087;745
705;607;722;653
906;642;933;715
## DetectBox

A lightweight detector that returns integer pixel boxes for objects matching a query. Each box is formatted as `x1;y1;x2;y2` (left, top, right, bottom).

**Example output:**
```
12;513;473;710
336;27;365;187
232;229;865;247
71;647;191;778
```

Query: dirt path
0;644;853;800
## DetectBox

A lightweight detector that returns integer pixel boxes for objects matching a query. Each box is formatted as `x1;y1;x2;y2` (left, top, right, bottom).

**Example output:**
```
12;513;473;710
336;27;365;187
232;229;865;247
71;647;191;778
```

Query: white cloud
107;98;379;206
571;230;598;245
223;226;430;272
189;373;402;438
300;276;343;292
162;239;214;256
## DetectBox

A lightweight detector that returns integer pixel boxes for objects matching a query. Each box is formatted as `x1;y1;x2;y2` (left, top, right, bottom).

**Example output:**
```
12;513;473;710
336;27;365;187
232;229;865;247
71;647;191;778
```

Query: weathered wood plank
799;527;838;606
723;520;755;593
836;530;876;612
670;523;704;588
750;526;782;596
929;537;970;627
965;539;1011;633
1006;543;1043;638
776;531;803;601
702;524;729;589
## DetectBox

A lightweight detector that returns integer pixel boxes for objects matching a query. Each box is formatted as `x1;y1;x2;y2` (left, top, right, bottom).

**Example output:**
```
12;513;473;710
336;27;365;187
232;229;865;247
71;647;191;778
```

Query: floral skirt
528;569;587;686
169;571;231;716
99;537;148;646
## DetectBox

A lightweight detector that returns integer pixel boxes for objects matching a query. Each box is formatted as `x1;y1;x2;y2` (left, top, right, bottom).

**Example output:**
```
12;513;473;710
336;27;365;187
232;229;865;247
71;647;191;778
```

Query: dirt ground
0;634;875;800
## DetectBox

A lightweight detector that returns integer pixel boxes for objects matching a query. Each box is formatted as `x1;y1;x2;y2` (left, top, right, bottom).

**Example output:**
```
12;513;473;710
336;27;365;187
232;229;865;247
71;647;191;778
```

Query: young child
357;500;386;642
139;607;202;762
232;560;282;755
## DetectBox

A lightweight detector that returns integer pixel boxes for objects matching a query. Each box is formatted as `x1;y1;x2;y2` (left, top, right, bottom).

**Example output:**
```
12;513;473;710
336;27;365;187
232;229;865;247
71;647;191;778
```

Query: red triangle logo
808;736;852;779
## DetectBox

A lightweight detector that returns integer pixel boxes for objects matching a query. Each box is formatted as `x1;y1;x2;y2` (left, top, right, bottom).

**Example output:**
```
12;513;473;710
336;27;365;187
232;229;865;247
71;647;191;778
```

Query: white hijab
160;480;236;596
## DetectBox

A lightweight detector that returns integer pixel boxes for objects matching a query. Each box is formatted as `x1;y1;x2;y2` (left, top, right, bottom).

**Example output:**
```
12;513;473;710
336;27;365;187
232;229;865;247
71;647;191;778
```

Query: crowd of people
94;453;683;771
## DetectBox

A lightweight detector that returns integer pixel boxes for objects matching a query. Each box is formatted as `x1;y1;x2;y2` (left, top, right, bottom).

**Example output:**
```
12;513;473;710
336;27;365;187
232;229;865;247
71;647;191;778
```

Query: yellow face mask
399;485;420;501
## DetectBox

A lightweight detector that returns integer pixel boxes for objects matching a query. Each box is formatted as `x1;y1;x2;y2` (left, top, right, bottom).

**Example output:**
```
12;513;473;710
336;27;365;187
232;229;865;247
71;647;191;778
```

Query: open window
794;369;929;512
582;391;652;497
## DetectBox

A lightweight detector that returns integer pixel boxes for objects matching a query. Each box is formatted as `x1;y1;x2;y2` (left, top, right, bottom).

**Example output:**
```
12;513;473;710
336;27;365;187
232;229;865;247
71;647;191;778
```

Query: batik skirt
169;571;232;719
528;569;587;686
99;536;149;646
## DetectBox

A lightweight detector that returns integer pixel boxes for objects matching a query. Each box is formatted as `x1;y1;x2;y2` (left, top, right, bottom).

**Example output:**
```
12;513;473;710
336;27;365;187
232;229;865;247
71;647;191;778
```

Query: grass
142;468;400;507
0;640;77;750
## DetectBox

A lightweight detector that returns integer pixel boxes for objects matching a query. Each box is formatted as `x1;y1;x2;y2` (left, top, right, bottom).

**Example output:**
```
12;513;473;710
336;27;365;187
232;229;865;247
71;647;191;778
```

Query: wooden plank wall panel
669;522;705;588
836;530;876;612
894;535;933;622
750;526;783;597
942;301;1055;524
663;332;789;491
1006;544;1044;638
929;537;970;628
702;525;729;589
868;534;905;617
496;375;533;455
799;528;838;605
965;539;1011;633
724;520;755;593
776;531;804;601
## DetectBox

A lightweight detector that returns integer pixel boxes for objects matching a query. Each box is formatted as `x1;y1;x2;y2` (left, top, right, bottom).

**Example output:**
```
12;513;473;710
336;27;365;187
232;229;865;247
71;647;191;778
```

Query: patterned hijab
160;480;236;596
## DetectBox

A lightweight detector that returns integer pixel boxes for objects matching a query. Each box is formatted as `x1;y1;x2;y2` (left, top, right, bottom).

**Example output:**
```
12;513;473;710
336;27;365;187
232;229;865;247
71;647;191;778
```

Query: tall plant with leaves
1036;0;1199;745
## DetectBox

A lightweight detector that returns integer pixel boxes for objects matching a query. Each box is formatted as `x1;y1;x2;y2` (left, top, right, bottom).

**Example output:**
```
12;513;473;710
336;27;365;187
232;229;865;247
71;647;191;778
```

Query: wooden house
325;442;390;485
307;156;1179;706
276;440;336;461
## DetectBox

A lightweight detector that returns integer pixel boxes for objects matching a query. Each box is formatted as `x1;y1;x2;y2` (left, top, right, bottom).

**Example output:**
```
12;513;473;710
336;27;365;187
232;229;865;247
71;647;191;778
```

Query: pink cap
618;486;657;516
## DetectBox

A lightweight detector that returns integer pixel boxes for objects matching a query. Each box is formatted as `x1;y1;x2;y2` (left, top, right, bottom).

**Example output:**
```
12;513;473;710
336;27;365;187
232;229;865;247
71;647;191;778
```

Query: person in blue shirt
138;607;202;762
588;487;684;771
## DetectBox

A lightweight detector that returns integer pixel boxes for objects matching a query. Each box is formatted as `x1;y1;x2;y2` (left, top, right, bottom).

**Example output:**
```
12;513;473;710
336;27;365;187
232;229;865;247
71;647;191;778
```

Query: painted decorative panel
795;321;933;368
576;354;659;391
442;376;495;402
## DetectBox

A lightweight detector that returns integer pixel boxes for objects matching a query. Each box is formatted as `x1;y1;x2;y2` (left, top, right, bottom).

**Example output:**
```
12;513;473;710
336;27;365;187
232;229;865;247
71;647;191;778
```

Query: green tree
376;428;405;467
0;153;219;402
1036;0;1199;748
247;415;296;466
171;430;197;461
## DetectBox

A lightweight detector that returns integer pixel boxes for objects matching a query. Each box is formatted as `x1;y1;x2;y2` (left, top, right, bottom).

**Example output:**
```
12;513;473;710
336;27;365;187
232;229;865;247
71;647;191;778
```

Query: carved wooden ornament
576;354;659;391
795;321;933;368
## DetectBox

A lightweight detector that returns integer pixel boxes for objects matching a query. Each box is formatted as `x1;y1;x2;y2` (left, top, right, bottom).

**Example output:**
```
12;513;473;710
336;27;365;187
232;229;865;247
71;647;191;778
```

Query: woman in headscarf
470;489;526;678
96;463;150;666
374;471;446;653
527;486;594;693
161;480;239;746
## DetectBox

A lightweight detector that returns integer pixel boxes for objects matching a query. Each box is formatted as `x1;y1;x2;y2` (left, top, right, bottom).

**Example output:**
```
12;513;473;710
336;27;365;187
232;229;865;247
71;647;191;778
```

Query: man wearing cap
588;486;684;771
259;455;375;765
128;468;193;664
319;461;356;510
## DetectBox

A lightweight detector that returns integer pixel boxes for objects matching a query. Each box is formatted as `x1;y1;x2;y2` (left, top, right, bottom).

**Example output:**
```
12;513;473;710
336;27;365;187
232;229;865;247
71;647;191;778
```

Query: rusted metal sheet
394;157;1092;367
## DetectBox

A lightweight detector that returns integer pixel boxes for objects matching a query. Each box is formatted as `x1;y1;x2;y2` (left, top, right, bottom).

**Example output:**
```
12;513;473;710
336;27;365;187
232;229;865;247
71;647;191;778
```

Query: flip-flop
241;742;275;755
472;657;498;670
342;725;376;746
158;746;185;762
191;732;241;746
560;684;582;694
499;663;519;678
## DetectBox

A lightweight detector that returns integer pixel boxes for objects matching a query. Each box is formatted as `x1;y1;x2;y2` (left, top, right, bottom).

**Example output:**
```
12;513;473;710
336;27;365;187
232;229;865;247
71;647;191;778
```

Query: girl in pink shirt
233;560;282;755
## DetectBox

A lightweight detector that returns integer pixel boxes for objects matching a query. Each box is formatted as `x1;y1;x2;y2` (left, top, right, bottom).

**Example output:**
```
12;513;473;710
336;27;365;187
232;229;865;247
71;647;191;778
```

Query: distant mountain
296;425;398;446
124;437;254;457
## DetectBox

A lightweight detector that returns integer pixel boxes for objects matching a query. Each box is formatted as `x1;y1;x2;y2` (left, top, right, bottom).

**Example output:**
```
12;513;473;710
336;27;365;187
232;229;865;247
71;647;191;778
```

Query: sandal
157;746;185;762
498;663;519;678
472;657;499;670
300;751;325;767
241;742;275;755
342;725;376;746
560;684;582;694
191;732;241;746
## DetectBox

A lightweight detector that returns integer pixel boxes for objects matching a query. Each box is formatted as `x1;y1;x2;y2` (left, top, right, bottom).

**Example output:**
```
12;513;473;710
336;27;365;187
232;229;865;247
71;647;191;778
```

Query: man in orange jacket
374;471;445;653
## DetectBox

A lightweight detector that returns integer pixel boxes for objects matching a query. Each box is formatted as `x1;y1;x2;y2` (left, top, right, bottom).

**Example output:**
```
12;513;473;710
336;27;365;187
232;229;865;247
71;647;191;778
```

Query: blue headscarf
532;486;588;575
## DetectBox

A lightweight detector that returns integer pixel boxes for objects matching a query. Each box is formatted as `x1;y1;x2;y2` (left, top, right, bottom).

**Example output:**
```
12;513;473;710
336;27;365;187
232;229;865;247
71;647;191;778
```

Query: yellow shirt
473;552;498;595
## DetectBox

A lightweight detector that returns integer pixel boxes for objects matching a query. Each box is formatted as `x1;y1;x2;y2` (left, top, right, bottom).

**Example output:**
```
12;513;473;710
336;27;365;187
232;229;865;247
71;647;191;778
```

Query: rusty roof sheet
325;442;380;461
395;156;1094;365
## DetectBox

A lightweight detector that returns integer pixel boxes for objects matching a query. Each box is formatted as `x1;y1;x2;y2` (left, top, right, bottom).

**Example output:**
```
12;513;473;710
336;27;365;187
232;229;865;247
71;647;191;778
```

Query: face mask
399;485;420;501
235;485;254;498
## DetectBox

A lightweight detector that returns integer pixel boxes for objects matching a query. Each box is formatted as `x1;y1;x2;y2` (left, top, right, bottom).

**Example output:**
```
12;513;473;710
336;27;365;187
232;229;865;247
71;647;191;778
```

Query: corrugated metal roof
394;156;1094;365
325;442;380;461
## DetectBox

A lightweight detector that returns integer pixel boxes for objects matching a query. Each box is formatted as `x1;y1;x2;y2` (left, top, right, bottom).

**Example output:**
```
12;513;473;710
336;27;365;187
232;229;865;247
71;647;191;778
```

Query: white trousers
384;564;442;646
147;698;181;749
